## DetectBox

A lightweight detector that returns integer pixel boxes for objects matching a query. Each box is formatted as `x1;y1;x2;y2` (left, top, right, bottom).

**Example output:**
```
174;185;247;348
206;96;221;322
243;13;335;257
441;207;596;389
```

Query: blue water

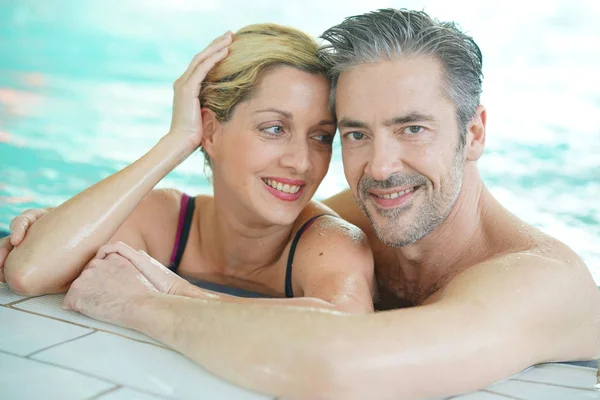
1;0;599;282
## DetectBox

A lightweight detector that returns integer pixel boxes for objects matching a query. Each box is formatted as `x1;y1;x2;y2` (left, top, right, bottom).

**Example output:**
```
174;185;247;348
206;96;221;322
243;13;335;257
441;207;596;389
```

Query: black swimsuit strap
284;214;333;298
170;196;196;273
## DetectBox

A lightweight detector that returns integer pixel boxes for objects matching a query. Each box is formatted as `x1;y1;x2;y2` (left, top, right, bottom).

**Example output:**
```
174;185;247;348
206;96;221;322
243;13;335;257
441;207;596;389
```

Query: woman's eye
315;134;334;145
262;125;284;135
404;126;424;135
345;131;365;141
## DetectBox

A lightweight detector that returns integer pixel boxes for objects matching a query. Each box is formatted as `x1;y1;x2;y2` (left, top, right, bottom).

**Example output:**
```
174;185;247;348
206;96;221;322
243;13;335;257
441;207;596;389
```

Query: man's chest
372;247;448;309
373;250;416;310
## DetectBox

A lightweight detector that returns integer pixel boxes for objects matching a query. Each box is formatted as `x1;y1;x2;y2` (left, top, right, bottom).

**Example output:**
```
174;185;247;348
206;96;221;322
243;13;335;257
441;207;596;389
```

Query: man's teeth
263;179;301;194
377;187;415;199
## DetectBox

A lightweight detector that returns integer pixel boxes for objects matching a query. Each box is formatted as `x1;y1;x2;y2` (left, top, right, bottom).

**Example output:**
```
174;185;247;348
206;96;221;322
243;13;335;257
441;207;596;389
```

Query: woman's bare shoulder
294;200;372;265
290;200;376;301
133;188;187;264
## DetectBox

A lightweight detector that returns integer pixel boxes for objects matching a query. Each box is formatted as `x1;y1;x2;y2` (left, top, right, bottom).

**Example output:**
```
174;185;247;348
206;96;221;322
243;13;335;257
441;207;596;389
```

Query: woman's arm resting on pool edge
3;35;233;296
3;135;189;295
64;251;600;399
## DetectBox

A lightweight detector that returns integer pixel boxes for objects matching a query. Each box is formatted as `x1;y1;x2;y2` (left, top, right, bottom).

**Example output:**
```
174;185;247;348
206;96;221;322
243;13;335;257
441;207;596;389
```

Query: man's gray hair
318;8;483;146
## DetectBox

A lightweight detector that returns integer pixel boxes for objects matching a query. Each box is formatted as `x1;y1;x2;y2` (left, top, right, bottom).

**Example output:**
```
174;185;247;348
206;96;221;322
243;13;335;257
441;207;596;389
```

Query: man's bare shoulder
481;201;588;274
435;244;596;306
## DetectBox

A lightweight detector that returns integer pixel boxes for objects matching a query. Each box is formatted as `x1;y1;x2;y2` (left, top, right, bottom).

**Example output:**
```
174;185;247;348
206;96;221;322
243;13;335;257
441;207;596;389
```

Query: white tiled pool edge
1;283;599;400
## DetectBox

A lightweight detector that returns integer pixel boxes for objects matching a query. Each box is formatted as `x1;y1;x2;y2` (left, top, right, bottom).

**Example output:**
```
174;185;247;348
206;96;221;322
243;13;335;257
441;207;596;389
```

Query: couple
1;8;599;400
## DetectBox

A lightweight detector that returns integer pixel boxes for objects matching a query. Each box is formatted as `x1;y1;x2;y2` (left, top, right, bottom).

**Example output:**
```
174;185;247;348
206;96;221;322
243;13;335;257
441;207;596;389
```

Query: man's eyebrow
338;118;369;129
384;112;436;126
338;113;436;129
254;108;293;119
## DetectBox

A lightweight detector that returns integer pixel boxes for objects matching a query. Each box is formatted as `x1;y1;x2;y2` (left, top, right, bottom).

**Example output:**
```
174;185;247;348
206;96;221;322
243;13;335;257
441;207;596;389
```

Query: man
1;9;599;400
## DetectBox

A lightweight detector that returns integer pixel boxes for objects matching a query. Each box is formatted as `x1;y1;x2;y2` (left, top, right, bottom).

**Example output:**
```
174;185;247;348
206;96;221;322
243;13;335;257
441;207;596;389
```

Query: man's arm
69;252;600;399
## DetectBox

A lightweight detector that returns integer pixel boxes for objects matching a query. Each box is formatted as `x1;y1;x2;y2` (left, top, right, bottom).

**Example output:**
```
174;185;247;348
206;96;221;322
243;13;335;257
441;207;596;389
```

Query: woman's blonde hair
199;23;329;168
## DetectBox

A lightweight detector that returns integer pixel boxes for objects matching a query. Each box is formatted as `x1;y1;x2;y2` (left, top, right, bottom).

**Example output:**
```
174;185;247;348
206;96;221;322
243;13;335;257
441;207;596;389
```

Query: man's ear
465;105;486;161
201;108;220;160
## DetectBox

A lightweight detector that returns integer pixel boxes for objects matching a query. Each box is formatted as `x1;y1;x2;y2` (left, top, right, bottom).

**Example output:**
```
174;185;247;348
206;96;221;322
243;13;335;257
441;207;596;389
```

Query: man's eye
346;132;365;141
404;126;424;135
262;125;284;135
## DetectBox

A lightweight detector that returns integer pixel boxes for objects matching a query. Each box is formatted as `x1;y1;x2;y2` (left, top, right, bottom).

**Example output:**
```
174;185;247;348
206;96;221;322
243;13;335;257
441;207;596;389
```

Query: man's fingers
178;32;233;84
95;241;179;294
95;242;141;265
61;293;74;310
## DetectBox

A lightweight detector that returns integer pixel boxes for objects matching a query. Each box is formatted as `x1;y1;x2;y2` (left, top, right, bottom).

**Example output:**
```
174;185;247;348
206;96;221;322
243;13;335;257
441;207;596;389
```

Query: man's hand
63;253;159;327
95;241;190;295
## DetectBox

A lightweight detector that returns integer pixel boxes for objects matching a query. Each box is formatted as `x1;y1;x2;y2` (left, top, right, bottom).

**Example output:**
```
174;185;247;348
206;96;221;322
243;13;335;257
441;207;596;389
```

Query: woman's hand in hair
168;32;233;152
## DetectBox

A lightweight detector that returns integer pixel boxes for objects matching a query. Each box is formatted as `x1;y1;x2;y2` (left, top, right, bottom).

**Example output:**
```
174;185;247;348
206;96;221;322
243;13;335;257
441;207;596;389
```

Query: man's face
336;56;465;247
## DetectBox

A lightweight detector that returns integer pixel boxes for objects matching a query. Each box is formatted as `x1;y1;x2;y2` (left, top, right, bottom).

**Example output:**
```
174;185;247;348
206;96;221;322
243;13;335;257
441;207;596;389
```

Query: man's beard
356;151;465;247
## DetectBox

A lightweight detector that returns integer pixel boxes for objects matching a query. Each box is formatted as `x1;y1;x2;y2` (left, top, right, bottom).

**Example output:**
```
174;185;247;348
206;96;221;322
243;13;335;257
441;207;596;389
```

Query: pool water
1;0;599;281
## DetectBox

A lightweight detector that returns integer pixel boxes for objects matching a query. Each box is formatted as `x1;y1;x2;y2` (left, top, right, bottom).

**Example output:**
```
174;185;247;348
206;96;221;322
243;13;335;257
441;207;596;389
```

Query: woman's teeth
263;179;301;194
377;187;415;199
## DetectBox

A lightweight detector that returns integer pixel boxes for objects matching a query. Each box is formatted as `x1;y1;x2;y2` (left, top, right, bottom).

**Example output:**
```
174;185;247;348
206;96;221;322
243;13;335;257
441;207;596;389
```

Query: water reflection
0;0;598;280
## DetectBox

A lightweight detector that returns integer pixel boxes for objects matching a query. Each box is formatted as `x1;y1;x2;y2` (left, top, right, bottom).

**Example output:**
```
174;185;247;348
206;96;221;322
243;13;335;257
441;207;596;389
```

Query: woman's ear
465;105;486;161
201;108;220;160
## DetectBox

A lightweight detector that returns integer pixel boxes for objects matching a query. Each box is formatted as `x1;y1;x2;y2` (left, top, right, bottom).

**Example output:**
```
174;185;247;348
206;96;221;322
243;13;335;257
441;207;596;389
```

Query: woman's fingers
9;208;47;246
185;47;230;93
178;32;233;84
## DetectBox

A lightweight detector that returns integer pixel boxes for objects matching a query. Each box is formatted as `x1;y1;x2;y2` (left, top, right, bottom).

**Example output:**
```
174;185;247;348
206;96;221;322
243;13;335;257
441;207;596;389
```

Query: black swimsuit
167;194;331;298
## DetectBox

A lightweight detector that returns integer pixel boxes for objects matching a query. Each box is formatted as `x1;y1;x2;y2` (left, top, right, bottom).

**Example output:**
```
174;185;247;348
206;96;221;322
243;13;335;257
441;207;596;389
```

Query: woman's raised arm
4;32;233;295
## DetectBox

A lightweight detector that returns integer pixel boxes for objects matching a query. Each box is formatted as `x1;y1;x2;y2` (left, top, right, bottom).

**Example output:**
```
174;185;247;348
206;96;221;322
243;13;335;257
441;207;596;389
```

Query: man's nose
367;135;404;181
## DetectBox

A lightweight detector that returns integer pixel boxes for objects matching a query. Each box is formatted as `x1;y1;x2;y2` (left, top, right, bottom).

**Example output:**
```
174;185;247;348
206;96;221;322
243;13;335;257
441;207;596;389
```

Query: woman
0;24;375;313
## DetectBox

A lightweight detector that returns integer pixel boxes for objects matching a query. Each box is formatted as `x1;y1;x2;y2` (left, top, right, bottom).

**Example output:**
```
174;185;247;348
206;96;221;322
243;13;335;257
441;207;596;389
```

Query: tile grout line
480;389;523;399
6;306;100;329
5;294;44;306
86;385;122;400
0;348;25;358
5;305;169;349
26;330;98;358
115;386;178;400
19;353;122;385
0;349;174;399
511;378;600;392
0;348;119;386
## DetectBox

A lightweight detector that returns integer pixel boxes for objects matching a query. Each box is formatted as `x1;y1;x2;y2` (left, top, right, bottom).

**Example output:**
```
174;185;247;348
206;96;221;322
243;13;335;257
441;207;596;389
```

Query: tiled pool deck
1;283;598;400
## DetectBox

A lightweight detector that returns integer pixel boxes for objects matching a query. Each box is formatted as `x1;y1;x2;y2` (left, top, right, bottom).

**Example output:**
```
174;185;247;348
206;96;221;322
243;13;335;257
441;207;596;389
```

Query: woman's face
211;66;335;226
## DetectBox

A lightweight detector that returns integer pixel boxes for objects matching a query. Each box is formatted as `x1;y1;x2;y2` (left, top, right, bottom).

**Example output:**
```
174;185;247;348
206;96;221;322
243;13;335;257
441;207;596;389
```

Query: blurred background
0;0;598;281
